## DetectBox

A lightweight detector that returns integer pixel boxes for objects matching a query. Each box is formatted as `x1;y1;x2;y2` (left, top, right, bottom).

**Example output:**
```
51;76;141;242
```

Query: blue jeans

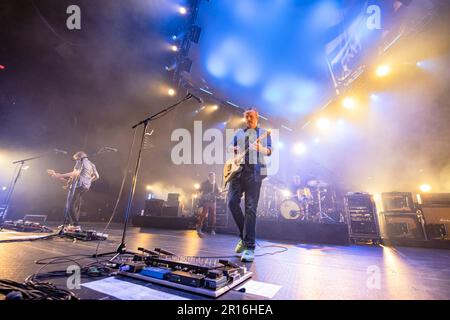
227;168;262;250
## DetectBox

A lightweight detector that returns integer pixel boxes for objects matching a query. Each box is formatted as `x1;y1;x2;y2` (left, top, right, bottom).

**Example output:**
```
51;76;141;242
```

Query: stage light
419;184;431;193
178;7;187;15
171;45;178;52
342;97;356;109
22;166;30;170
316;118;331;130
194;183;200;190
168;88;176;96
1;186;6;191
146;185;152;191
376;64;391;77
211;105;219;111
293;142;307;155
172;35;177;40
281;189;291;197
193;194;198;199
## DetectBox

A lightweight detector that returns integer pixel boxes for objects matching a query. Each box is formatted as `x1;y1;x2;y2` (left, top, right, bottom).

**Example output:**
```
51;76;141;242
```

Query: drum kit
257;178;341;223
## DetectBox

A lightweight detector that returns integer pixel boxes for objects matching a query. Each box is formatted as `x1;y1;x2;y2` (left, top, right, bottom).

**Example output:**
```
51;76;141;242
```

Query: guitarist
227;108;272;262
48;151;99;231
196;172;220;237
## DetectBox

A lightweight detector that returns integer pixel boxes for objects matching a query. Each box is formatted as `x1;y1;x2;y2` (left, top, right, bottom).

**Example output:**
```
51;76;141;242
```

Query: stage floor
1;223;449;300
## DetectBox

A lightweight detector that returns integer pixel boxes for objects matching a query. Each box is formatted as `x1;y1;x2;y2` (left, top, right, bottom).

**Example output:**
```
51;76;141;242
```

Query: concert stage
1;223;449;300
132;215;350;246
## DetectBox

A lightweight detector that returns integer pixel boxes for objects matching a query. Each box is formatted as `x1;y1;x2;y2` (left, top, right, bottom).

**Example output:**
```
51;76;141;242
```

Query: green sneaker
241;249;254;262
234;240;245;254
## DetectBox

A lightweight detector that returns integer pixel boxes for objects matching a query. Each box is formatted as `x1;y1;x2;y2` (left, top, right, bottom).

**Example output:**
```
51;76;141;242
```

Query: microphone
104;147;118;152
53;149;68;155
189;93;203;104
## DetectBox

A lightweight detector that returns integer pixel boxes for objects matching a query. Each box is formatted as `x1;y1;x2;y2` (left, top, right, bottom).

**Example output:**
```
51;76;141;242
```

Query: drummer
290;175;304;195
290;175;312;202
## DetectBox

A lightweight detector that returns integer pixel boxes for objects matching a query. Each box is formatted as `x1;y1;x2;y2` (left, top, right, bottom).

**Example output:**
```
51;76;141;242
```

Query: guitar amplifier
381;192;415;212
162;206;179;217
419;193;450;207
145;199;165;216
419;193;450;240
420;206;450;240
381;212;425;240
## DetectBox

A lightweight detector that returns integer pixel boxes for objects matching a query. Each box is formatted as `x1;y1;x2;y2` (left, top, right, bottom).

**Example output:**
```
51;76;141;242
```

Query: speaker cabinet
421;206;450;240
145;199;165;216
382;212;425;240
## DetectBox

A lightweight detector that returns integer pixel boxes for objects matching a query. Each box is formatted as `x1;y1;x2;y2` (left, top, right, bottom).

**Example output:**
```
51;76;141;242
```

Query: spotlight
1;186;6;191
178;6;187;15
146;185;152;191
316;118;331;130
194;183;200;190
419;184;431;193
170;45;178;52
293;143;307;155
281;189;291;197
211;105;219;111
376;64;391;77
168;88;176;96
342;97;356;109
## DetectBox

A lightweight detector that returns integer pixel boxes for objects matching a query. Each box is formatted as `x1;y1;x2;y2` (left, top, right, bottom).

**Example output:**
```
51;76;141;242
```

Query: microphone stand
94;93;196;261
1;151;57;224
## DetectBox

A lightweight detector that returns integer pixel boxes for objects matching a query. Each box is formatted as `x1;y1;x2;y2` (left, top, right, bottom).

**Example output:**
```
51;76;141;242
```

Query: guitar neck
238;131;270;159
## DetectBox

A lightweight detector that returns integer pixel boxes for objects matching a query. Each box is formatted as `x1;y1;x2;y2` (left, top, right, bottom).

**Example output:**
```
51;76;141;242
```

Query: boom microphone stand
94;93;198;261
1;150;64;224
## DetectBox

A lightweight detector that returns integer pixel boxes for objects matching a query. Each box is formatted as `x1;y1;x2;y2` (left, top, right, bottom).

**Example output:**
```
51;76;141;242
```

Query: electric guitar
223;129;271;186
46;169;79;190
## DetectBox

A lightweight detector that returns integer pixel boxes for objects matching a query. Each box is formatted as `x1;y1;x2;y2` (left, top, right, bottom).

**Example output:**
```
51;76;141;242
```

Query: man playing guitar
48;151;99;232
227;108;272;262
196;172;220;237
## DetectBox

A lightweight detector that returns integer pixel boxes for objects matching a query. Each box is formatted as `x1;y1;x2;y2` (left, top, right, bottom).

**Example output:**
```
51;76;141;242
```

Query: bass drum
279;199;304;220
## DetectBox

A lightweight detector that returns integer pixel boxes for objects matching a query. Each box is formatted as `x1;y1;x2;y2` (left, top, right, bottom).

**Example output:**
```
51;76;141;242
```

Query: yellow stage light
167;88;175;96
293;143;307;155
419;184;431;193
170;45;178;52
146;185;152;191
342;97;356;109
316;118;331;130
376;64;391;77
194;183;200;190
281;189;291;197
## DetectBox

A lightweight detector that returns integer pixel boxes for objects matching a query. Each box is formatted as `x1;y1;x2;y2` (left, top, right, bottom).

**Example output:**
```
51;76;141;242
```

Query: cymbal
307;180;328;187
